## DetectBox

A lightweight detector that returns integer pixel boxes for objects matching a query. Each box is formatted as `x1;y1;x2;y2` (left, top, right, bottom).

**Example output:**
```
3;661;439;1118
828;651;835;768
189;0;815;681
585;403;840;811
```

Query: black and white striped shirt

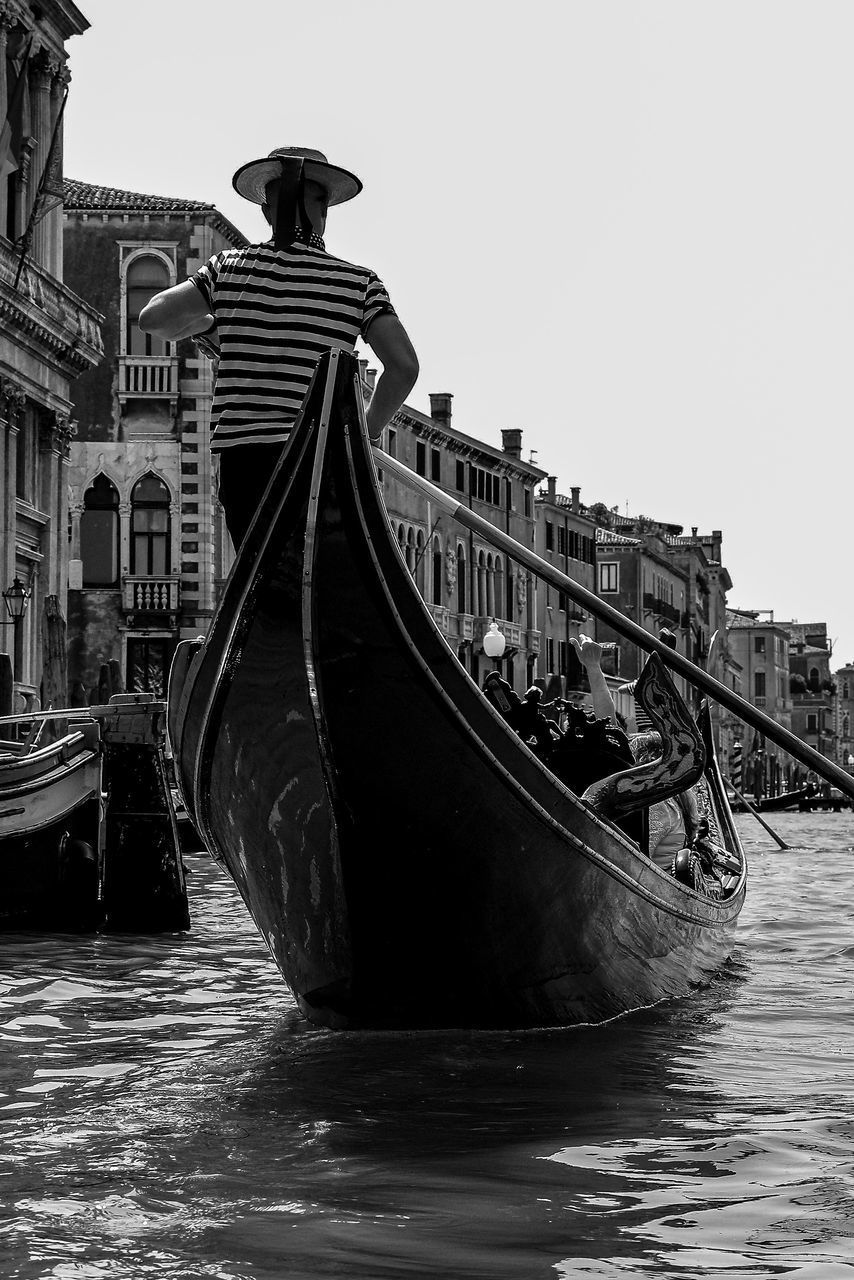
191;236;395;452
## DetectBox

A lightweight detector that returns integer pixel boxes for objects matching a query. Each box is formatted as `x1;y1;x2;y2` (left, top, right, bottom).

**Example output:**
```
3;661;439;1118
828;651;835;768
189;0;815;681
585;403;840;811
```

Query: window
754;671;766;699
558;592;567;613
456;543;466;613
545;636;555;672
469;465;500;505
430;448;441;483
558;640;568;676
456;460;465;491
504;478;512;511
843;714;850;738
524;488;531;517
557;526;567;557
416;441;426;476
387;429;397;458
844;681;850;700
15;407;37;503
125;255;170;356
545;521;554;552
599;562;619;593
807;713;818;733
505;562;514;619
754;636;766;655
131;473;171;575
432;537;442;604
81;474;120;587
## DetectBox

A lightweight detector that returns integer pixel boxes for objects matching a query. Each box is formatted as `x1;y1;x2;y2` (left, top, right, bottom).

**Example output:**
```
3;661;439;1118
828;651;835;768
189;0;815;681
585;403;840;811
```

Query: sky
62;0;853;661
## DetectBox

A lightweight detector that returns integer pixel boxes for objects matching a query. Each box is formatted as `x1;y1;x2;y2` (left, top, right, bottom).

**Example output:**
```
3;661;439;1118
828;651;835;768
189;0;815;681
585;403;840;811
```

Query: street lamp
483;620;506;668
2;576;30;625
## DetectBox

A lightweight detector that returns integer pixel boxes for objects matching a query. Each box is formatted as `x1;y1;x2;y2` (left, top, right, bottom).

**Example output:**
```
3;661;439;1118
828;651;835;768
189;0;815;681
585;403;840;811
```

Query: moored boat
169;350;747;1030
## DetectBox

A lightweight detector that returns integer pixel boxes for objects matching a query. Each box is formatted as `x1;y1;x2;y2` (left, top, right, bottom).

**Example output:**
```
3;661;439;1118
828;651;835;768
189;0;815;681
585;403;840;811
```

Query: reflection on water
1;812;853;1278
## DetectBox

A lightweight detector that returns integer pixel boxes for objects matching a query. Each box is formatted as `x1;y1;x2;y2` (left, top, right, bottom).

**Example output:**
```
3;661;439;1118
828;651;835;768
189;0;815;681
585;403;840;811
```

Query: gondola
0;724;102;928
169;350;747;1030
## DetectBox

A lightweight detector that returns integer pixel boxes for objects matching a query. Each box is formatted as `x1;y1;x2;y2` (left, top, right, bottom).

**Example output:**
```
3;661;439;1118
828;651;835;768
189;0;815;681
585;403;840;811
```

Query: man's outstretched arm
363;313;419;442
139;280;214;340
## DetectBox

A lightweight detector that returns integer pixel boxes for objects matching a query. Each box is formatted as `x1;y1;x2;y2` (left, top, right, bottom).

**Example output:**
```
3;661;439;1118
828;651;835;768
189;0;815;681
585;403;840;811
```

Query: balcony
642;593;681;626
123;575;181;613
119;356;179;399
427;603;451;634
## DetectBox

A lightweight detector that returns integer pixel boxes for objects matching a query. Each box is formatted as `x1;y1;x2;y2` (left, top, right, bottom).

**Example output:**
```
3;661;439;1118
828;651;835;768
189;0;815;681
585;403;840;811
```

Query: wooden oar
374;447;854;803
724;776;789;850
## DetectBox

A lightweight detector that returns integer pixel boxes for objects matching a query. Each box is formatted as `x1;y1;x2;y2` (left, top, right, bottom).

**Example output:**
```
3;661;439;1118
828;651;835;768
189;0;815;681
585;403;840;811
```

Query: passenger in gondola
138;146;419;549
482;673;559;753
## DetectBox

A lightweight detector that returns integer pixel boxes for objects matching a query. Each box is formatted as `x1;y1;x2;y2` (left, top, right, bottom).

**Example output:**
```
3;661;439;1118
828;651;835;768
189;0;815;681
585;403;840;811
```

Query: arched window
126;255;170;356
843;713;850;739
844;681;850;700
131;473;171;575
506;561;515;620
494;556;504;620
406;527;416;575
486;553;495;616
457;543;467;614
415;529;425;591
432;537;442;605
477;550;487;617
81;474;120;587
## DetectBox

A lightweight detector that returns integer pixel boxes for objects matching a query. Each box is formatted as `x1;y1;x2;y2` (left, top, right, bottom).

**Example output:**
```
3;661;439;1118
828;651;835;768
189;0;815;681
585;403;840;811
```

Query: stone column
0;12;11;235
28;47;53;268
47;65;69;277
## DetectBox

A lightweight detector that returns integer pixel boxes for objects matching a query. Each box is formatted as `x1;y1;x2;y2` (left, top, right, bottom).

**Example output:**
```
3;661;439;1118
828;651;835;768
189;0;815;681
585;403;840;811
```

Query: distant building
533;477;598;701
777;620;837;771
62;179;246;699
377;394;546;691
0;5;103;708
726;610;793;797
834;661;854;771
591;511;690;700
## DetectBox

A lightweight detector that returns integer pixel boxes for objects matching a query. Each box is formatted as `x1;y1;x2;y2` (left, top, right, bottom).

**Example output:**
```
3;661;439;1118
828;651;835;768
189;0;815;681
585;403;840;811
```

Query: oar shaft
726;778;789;849
374;448;854;802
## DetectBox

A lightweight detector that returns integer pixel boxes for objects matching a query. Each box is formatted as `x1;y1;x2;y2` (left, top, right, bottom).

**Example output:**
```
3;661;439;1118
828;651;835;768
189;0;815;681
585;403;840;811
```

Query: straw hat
232;146;362;206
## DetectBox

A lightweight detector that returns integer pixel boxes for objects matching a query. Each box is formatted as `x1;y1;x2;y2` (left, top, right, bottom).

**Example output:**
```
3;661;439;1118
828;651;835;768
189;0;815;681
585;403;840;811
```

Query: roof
596;528;639;547
63;179;248;245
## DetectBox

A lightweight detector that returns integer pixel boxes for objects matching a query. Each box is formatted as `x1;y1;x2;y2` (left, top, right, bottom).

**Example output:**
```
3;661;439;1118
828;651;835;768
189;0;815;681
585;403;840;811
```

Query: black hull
171;352;746;1029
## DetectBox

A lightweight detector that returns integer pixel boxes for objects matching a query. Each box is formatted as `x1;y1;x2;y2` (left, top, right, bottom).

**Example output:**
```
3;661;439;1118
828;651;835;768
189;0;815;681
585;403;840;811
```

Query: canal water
1;812;853;1278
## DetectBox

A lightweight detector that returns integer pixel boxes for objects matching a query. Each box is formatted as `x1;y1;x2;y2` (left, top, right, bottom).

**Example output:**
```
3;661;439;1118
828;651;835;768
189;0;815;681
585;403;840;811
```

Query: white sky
63;0;853;661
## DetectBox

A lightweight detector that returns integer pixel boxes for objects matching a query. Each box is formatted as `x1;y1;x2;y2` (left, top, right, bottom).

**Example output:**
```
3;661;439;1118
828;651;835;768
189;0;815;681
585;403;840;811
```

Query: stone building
834;661;854;771
778;620;836;770
0;2;102;708
377;393;546;691
533;477;599;700
725;609;793;797
61;179;246;699
591;513;690;694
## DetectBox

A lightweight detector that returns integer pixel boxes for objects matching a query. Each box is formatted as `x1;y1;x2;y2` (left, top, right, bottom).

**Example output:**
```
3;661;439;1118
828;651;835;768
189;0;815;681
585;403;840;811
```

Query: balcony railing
642;593;682;626
123;575;181;613
118;356;179;398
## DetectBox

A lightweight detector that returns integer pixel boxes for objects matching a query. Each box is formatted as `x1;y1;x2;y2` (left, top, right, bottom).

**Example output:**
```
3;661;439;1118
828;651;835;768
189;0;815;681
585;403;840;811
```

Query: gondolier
139;145;419;546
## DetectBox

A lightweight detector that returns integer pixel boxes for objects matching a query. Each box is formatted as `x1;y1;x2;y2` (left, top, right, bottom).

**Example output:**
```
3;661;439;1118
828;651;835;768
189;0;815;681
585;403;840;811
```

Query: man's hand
363;313;419;441
570;633;603;670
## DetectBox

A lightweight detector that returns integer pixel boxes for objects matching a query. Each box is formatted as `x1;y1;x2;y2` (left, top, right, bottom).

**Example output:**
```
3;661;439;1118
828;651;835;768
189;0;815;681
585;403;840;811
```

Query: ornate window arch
120;246;177;358
456;542;467;614
81;473;120;587
130;472;171;574
432;535;442;605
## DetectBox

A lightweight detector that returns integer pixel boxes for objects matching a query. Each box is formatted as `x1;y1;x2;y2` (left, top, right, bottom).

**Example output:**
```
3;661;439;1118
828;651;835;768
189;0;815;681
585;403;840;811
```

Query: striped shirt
191;236;395;452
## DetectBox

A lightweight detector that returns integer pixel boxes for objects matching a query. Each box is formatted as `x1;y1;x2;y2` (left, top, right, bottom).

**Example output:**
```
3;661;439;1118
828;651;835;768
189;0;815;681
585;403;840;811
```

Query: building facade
834;661;854;771
378;393;546;691
62;179;245;699
778;620;836;771
0;2;102;709
533;477;601;701
726;609;794;796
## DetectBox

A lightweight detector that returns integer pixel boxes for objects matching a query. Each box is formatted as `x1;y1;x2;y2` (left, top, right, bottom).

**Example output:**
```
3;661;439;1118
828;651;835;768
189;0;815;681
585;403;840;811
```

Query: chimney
691;526;698;538
570;485;581;513
365;368;377;394
547;475;557;502
501;428;523;459
429;392;453;431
